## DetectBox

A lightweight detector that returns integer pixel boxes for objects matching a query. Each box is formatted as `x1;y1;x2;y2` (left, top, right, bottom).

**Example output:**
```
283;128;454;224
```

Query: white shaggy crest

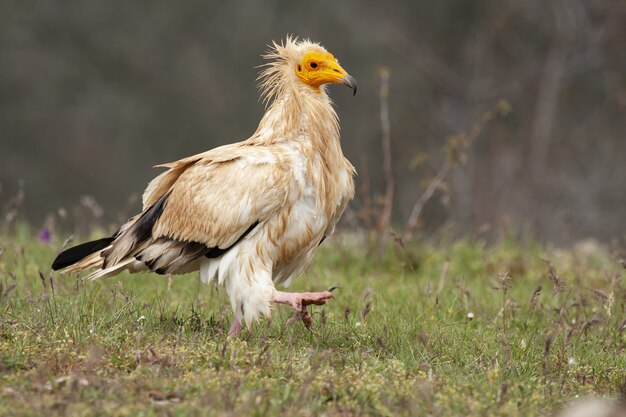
258;36;327;105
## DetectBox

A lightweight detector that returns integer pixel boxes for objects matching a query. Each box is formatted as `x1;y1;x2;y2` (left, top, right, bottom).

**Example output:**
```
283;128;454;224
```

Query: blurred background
1;0;624;245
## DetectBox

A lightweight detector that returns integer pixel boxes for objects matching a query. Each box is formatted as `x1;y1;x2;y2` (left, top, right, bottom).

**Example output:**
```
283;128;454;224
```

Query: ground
1;225;625;416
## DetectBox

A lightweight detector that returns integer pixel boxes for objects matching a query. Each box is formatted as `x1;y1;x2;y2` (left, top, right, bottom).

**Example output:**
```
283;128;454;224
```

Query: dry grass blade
542;258;565;294
530;284;542;309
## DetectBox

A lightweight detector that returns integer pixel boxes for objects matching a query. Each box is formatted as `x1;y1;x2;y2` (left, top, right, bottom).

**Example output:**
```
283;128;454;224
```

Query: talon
327;286;340;292
300;308;313;328
273;289;336;329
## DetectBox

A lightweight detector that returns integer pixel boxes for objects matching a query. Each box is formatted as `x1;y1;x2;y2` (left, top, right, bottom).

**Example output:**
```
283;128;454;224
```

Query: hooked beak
341;74;358;96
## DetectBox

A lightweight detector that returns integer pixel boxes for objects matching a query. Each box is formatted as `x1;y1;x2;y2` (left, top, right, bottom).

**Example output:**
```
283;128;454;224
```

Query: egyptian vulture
52;37;357;336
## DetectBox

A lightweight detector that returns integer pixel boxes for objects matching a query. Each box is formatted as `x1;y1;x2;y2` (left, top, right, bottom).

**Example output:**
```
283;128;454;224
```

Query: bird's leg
273;287;337;328
228;306;244;338
228;318;242;338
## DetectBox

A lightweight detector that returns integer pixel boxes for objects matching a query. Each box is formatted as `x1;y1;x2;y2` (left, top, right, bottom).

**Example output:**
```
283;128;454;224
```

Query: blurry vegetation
1;0;625;243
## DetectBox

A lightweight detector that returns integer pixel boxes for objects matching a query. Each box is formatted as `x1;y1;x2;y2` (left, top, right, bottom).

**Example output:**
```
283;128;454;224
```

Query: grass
1;224;625;416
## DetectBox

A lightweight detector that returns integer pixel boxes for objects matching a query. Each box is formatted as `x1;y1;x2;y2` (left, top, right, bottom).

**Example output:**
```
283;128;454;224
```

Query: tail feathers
84;258;140;281
52;237;115;271
62;250;108;274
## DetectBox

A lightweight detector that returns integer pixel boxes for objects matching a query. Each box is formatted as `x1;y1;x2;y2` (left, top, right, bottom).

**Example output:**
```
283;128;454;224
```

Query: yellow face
296;51;357;94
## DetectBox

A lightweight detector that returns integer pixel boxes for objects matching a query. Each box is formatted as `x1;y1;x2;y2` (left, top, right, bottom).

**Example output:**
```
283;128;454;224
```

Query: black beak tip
342;75;357;96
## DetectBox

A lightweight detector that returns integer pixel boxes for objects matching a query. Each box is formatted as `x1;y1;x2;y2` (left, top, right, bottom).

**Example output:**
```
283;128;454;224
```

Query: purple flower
39;227;52;244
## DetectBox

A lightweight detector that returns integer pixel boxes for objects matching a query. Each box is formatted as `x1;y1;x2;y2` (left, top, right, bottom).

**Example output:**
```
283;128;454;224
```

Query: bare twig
358;153;373;231
403;165;450;241
529;2;575;182
403;100;511;241
376;68;394;246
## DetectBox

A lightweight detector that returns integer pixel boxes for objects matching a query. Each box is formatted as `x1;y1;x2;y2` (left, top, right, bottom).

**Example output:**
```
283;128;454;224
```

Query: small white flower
568;357;576;365
137;315;146;323
355;322;362;327
467;312;475;320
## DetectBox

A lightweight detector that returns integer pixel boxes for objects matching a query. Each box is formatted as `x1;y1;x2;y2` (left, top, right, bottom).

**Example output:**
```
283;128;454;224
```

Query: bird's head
295;50;357;96
259;37;357;103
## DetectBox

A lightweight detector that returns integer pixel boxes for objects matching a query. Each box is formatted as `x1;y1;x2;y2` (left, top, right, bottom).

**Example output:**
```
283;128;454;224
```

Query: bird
51;36;357;337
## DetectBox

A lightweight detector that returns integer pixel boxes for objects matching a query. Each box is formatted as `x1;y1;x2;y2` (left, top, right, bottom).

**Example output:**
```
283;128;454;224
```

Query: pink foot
228;318;242;338
273;287;337;328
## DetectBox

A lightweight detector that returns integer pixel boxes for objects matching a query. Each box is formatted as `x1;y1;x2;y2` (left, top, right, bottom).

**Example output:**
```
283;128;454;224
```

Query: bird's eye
310;62;318;69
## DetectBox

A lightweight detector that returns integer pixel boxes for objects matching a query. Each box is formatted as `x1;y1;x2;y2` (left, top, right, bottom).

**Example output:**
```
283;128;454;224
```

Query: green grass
1;225;625;416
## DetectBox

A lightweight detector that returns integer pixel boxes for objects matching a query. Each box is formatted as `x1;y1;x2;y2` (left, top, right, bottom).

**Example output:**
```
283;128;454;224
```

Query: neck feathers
252;37;356;218
253;38;340;149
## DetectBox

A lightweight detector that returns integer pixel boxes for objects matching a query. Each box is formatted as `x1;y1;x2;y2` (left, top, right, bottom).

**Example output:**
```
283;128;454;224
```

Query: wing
152;149;289;245
101;144;290;274
142;143;242;209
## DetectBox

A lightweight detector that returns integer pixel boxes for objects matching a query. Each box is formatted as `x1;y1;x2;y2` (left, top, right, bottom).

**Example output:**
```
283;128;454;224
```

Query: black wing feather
51;237;114;270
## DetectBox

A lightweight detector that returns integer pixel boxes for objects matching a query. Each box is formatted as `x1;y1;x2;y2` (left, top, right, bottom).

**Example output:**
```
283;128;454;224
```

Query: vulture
52;37;357;336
